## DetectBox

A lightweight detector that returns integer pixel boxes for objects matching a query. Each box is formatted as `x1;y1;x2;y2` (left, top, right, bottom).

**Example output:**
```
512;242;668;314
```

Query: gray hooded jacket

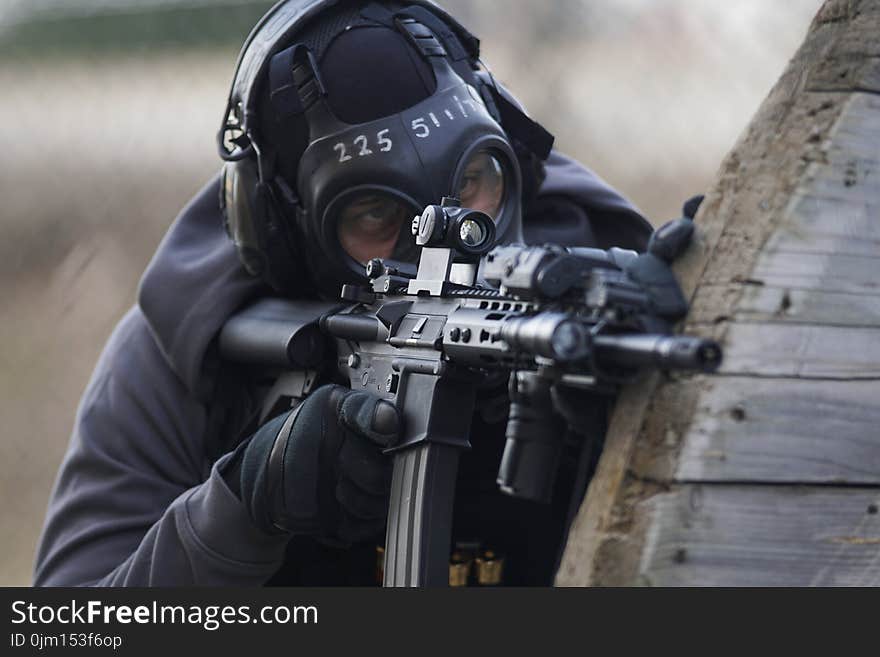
33;151;650;586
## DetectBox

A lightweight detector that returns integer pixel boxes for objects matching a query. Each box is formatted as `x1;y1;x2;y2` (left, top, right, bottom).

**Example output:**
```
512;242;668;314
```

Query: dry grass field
0;0;820;585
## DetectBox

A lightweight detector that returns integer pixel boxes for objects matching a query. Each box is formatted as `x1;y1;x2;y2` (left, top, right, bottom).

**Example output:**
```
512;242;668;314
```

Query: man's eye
460;175;480;195
357;204;396;224
359;211;393;225
362;211;381;221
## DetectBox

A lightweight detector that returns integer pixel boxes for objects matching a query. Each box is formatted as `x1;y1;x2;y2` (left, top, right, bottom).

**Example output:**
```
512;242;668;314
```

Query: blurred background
0;0;821;585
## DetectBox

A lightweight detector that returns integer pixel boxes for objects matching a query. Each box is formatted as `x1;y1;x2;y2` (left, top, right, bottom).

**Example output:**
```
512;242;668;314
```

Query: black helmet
219;0;553;297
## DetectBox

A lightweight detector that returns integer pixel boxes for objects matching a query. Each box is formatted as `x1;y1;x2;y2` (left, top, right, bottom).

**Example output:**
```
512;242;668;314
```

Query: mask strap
272;43;350;141
393;17;468;92
398;4;479;62
392;15;554;162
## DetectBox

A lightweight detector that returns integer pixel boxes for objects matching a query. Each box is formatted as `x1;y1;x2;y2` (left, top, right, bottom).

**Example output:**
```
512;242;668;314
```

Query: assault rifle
219;198;722;587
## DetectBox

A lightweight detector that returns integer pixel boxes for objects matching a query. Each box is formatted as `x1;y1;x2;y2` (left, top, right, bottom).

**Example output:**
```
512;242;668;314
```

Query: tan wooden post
557;0;880;586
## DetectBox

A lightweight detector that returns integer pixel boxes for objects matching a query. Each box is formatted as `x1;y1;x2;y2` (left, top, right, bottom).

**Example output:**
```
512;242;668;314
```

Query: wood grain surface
557;0;880;586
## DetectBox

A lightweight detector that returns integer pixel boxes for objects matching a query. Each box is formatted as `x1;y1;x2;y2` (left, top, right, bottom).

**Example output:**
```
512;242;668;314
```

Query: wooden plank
675;377;880;484
554;374;661;586
635;485;880;586
691;284;880;327
830;94;880;151
764;195;879;257
700;93;880;289
559;0;880;586
747;251;880;296
692;80;880;285
718;322;880;378
801;93;880;207
767;91;880;256
809;173;880;205
807;55;880;94
825;94;880;158
691;94;880;322
736;286;880;326
757;286;880;326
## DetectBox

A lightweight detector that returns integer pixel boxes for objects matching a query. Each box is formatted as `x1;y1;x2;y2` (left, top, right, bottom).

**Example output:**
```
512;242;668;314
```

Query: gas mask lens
457;150;505;220
336;193;411;264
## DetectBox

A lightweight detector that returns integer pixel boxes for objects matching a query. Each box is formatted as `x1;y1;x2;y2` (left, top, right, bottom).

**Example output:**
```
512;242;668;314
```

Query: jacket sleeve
33;307;288;587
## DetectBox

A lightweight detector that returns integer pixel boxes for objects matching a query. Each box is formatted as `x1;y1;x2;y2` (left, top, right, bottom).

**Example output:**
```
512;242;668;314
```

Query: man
34;0;652;586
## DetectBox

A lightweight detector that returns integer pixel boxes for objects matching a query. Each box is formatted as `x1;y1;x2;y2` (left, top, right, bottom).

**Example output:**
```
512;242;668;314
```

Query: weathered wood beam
557;0;880;586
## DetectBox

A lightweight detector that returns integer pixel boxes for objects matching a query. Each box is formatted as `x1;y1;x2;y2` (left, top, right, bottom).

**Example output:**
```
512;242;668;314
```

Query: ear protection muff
219;0;352;294
220;137;304;293
221;150;263;277
219;0;553;295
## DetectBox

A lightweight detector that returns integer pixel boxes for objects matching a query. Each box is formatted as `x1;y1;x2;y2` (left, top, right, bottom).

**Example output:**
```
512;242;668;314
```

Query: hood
137;176;267;399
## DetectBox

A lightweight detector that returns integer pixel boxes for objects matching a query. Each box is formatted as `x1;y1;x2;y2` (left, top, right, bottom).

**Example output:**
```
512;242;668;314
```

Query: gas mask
220;1;553;298
287;20;522;296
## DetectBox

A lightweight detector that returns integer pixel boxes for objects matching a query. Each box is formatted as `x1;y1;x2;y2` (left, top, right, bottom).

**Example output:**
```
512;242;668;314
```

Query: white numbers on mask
334;131;394;163
333;142;352;163
377;129;392;152
411;118;430;139
331;93;486;163
409;95;483;141
354;135;373;157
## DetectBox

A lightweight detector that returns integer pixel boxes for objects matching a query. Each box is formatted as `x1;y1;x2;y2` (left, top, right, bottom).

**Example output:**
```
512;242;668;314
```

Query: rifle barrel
592;334;722;372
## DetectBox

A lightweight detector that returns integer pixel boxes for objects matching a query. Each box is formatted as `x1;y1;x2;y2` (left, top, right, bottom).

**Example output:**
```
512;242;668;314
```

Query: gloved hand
682;194;704;220
626;199;702;322
223;384;400;544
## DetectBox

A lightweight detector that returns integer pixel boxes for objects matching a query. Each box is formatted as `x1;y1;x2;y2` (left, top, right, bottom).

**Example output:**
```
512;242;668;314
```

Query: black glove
223;384;400;544
627;200;702;321
682;194;704;220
